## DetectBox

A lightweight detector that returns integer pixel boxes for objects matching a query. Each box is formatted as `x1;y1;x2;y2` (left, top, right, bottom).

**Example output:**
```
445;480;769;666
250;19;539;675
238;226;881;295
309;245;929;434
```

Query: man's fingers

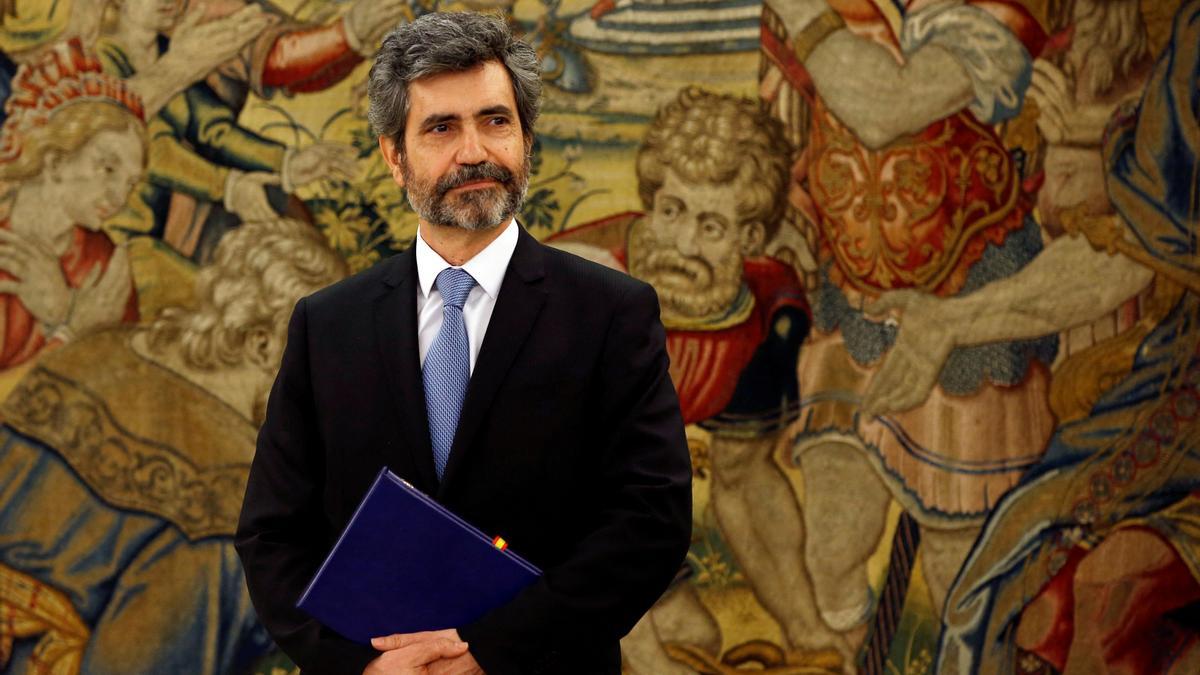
229;11;272;41
1030;89;1067;141
0;251;27;277
1033;59;1072;96
249;172;283;187
404;638;469;665
328;156;361;181
370;629;457;651
199;6;270;49
0;224;66;259
0;229;35;256
867;349;931;415
173;0;207;34
1029;70;1070;116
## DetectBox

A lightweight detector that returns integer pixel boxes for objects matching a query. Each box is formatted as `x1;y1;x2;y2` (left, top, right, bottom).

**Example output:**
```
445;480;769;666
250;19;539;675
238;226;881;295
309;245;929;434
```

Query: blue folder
297;467;541;644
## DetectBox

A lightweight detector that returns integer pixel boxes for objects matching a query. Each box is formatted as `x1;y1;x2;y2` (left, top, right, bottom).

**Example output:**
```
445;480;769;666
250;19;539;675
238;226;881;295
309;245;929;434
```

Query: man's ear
740;222;766;256
43;149;65;184
378;136;406;187
246;325;277;371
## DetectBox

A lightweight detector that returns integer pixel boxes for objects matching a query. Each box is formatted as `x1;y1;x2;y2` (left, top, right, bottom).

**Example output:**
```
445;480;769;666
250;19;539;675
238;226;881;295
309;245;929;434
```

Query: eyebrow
697;211;731;226
418;105;516;130
477;105;515;118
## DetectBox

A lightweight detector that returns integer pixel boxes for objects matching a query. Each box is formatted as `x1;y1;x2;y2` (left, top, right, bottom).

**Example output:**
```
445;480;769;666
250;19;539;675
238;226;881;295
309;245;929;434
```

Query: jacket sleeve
235;297;378;675
458;282;693;674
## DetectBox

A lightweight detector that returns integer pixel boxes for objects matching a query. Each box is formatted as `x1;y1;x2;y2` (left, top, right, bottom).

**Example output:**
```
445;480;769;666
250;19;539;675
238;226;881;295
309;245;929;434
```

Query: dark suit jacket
235;226;692;675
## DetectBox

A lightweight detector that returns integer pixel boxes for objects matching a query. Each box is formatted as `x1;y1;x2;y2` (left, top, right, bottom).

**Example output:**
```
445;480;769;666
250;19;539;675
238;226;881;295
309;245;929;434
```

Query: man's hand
161;3;273;86
283;143;359;190
862;289;955;416
1028;59;1115;147
366;629;481;674
427;650;484;675
227;171;281;222
1028;59;1077;145
0;228;73;327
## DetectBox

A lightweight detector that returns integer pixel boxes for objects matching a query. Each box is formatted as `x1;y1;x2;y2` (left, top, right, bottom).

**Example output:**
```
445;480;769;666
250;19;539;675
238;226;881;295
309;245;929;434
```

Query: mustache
436;162;514;197
636;249;714;286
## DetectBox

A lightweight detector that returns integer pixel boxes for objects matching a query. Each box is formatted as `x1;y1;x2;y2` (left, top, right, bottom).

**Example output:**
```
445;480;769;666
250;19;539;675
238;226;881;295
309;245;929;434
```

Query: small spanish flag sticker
491;536;508;551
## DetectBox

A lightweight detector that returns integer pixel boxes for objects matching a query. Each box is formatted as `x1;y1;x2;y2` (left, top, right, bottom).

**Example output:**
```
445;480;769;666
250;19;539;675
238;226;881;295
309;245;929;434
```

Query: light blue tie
423;267;477;480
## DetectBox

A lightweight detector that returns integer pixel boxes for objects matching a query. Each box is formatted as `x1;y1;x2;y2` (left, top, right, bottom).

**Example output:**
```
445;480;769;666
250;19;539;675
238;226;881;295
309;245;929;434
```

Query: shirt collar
415;218;518;300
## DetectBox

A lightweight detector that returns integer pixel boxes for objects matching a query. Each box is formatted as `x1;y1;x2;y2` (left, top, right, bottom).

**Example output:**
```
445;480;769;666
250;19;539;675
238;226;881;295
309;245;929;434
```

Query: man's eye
701;220;724;239
430;124;449;134
660;203;679;218
489;116;509;126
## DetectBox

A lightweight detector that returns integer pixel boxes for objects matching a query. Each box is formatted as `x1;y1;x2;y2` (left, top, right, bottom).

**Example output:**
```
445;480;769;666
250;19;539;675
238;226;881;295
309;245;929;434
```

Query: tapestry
0;0;1196;673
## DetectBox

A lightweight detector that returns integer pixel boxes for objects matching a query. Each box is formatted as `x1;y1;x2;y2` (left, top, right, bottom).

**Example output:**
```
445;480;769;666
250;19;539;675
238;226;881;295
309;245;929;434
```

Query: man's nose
674;219;699;256
110;179;133;205
454;125;488;165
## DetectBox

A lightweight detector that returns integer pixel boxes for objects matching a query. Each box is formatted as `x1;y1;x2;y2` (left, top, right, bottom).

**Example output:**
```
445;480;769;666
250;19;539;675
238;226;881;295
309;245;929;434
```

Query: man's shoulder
539;238;652;305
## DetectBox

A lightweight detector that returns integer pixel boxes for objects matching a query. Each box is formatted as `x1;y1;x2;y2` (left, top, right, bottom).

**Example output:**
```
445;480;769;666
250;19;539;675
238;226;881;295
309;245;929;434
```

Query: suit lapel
373;248;440;492
437;227;547;497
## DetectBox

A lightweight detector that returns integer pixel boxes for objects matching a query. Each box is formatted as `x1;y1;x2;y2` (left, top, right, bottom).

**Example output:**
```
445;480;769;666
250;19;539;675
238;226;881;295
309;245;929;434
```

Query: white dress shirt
415;218;519;373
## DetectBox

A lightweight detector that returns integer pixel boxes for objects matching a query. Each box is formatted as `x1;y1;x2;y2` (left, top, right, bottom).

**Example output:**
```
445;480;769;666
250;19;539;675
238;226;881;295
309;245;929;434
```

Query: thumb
248;172;283;187
82;262;104;289
408;638;469;665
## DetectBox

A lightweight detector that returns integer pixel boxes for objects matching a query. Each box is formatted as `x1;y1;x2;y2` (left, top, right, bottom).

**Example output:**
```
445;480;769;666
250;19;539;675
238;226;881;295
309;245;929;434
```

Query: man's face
59;126;146;230
628;169;755;320
380;60;530;232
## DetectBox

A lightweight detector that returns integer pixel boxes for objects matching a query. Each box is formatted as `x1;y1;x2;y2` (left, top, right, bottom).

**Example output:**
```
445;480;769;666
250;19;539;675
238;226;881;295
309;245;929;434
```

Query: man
235;12;692;675
757;0;1055;644
932;2;1200;671
548;87;845;672
0;218;348;673
1028;0;1155;364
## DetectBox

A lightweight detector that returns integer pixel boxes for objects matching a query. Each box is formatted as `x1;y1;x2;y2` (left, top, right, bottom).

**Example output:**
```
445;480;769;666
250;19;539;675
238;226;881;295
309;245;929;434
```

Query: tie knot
435;267;476;309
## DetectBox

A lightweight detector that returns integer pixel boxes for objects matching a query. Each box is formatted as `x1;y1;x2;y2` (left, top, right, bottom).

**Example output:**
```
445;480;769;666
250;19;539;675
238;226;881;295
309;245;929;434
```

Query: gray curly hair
147;219;348;371
637;87;793;241
367;12;542;150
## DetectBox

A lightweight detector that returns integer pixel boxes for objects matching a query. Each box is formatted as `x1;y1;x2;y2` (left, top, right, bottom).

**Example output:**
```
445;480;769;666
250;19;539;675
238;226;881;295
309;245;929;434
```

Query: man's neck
419;220;511;266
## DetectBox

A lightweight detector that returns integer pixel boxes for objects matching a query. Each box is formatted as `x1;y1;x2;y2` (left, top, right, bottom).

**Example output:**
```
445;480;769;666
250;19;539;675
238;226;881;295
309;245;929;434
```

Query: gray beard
403;157;530;231
627;221;744;319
